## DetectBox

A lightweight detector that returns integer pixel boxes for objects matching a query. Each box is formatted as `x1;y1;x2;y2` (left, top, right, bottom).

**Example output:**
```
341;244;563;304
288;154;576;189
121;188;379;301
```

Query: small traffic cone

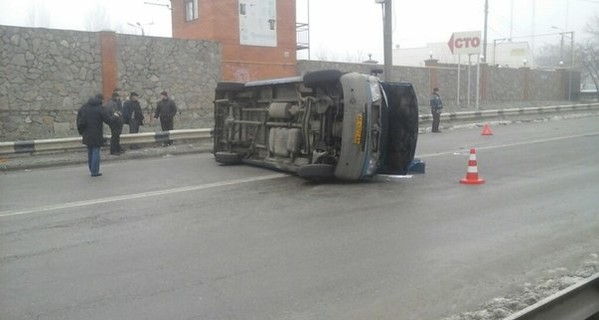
460;148;485;185
481;123;493;136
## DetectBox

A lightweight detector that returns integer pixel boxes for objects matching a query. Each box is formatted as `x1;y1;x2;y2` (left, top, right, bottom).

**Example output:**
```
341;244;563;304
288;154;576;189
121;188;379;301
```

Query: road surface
1;117;598;320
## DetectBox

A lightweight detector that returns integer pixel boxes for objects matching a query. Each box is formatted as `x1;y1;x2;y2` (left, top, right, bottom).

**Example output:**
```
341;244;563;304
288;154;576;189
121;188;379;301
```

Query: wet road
1;117;598;320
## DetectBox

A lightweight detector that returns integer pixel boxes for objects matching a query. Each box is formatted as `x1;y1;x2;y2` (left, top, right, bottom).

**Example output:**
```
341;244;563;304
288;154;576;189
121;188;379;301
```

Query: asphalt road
1;117;598;320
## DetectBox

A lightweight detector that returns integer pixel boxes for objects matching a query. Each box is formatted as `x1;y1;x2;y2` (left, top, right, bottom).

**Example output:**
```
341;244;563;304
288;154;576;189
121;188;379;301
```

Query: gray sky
0;0;597;62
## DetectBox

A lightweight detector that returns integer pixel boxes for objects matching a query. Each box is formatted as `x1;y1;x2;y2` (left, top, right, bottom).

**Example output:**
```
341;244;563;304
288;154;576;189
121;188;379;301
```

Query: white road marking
0;173;288;218
417;132;599;158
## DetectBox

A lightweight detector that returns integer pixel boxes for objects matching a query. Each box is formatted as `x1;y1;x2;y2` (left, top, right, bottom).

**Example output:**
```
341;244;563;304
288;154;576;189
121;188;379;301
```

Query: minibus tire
215;152;242;165
303;70;342;88
297;164;335;179
216;82;245;92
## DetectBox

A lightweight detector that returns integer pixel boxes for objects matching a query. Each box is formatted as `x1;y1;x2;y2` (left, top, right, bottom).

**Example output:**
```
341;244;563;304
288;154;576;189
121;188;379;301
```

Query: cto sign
447;31;482;55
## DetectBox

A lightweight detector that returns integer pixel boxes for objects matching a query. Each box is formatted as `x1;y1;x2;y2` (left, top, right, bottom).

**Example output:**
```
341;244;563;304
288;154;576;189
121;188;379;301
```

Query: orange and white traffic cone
481;123;493;136
460;148;485;185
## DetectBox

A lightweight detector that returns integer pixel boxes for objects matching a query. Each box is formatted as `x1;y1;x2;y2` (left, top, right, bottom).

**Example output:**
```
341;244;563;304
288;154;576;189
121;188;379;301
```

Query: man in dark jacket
154;91;177;146
123;92;144;134
77;94;112;177
107;91;124;154
123;92;145;149
430;87;443;133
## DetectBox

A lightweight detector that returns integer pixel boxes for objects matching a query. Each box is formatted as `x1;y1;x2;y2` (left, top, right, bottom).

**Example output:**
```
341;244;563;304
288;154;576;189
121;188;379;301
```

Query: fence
1;103;598;156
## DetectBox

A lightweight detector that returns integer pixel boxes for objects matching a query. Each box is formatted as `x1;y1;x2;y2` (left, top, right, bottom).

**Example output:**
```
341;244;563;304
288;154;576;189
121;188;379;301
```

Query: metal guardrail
504;273;599;320
419;102;599;123
0;129;212;155
1;103;598;156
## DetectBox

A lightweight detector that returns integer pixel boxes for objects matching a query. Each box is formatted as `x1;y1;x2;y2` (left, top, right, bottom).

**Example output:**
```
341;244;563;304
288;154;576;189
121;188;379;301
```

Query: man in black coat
123;92;145;149
77;94;112;177
154;91;177;146
123;92;144;134
107;91;124;155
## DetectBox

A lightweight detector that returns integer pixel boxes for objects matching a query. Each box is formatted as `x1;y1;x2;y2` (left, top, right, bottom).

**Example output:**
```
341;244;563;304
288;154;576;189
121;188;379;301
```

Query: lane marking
0;173;288;218
417;132;599;158
3;132;597;218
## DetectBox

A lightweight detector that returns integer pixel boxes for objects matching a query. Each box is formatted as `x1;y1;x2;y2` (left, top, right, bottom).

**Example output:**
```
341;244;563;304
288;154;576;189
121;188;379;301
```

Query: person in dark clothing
154;91;177;145
123;92;145;149
123;92;145;133
107;91;124;154
77;94;112;177
430;87;443;133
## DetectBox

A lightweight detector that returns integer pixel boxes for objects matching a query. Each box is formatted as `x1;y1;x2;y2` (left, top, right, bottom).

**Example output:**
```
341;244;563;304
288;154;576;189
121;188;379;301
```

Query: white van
213;70;418;181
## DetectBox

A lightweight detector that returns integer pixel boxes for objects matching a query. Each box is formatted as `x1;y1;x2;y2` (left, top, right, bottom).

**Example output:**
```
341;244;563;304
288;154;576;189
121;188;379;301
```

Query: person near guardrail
107;91;124;155
430;87;443;133
77;94;112;177
154;91;177;146
123;92;145;149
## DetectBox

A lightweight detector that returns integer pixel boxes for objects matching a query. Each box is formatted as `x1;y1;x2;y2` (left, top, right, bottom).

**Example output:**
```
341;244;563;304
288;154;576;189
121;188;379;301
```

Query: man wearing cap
123;92;145;150
107;90;124;154
154;91;177;145
430;87;443;133
123;92;144;134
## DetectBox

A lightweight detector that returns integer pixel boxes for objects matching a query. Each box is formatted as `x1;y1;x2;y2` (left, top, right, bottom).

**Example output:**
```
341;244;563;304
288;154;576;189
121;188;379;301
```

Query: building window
185;0;199;22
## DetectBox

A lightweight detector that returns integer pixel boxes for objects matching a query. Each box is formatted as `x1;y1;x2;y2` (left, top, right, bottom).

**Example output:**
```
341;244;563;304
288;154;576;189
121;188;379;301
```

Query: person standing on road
123;92;144;134
154;91;177;145
123;92;145;149
107;91;124;154
430;87;443;133
77;94;112;177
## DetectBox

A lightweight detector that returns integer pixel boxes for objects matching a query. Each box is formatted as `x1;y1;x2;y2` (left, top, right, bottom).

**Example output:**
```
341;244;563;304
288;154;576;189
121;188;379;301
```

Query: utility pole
382;0;393;81
483;0;488;63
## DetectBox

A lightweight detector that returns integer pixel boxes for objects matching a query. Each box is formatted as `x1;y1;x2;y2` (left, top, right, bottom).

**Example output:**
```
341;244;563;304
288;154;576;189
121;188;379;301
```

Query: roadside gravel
443;254;599;320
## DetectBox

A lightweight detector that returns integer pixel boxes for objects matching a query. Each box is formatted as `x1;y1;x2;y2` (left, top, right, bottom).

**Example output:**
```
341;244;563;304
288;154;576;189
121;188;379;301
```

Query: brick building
171;0;297;81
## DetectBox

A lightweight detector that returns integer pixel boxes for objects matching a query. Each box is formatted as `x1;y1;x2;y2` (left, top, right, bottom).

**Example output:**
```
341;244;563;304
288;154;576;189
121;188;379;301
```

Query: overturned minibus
213;70;418;181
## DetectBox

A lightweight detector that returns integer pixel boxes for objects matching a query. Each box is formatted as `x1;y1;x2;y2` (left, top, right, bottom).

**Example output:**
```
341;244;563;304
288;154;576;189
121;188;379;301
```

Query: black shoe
91;173;103;177
432;130;442;133
110;152;121;155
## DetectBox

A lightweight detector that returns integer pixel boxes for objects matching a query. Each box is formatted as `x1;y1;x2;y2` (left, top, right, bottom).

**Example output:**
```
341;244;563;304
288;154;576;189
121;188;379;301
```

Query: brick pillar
100;31;118;100
480;63;488;101
520;66;530;101
424;59;439;94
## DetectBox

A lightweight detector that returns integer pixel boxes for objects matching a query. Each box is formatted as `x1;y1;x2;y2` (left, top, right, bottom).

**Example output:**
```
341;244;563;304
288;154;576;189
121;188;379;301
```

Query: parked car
213;69;418;181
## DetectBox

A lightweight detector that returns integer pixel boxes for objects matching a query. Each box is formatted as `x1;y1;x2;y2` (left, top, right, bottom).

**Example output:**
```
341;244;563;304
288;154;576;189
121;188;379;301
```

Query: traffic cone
481;123;493;136
460;148;485;185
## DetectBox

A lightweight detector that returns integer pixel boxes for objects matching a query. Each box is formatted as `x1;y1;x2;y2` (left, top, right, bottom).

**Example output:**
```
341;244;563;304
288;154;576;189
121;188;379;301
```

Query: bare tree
84;3;112;31
27;0;52;28
535;43;564;67
580;15;599;100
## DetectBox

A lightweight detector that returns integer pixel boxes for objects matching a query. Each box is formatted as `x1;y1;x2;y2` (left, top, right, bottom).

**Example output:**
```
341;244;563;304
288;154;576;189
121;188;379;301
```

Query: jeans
432;109;441;132
87;146;101;175
110;122;122;154
159;117;174;145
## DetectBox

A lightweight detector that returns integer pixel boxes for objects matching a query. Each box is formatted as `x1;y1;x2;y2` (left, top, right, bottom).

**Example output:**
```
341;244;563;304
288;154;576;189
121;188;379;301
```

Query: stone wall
0;24;576;141
297;60;574;114
0;25;220;141
115;34;220;132
0;26;103;140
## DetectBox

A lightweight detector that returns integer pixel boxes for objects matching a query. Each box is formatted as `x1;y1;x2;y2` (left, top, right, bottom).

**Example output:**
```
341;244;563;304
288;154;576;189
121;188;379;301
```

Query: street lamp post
127;21;154;36
376;0;393;81
552;27;575;100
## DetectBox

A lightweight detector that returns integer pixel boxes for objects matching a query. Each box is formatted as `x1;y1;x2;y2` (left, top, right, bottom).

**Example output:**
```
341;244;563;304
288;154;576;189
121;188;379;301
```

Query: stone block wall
0;25;220;141
0;26;103;140
115;34;221;132
0;24;577;142
298;60;574;114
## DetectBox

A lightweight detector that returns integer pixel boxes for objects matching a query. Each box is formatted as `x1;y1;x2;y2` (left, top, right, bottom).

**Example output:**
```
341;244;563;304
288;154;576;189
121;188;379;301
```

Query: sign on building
447;31;482;55
239;0;277;47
